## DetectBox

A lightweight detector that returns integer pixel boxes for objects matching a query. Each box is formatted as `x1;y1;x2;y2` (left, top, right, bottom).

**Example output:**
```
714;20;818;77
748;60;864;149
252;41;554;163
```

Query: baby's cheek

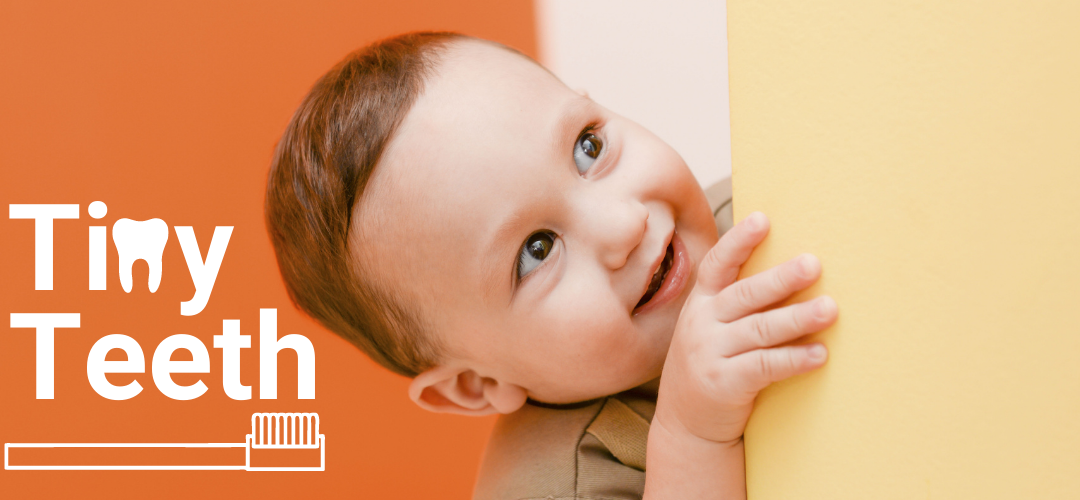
546;305;651;376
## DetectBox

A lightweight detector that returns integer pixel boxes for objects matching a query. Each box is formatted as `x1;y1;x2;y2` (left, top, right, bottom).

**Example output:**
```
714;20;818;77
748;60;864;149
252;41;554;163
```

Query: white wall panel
536;0;731;188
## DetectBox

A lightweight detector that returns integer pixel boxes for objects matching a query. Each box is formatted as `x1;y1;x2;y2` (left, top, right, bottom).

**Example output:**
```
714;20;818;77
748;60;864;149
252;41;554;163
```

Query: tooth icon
112;218;169;293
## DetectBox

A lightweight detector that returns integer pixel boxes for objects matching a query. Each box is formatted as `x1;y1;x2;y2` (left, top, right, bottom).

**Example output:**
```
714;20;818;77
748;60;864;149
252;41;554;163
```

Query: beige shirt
472;179;733;500
473;389;656;500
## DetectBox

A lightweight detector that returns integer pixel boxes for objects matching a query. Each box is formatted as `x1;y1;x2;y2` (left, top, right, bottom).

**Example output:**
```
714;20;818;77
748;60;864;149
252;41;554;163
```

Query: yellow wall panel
728;2;1080;498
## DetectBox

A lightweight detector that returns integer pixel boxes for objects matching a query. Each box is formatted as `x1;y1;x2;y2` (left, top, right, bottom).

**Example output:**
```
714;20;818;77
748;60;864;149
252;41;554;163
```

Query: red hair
265;32;464;377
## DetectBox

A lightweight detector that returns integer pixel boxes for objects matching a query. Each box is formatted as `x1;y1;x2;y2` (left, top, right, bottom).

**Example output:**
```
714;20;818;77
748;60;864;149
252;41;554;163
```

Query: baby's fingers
696;212;770;296
720;296;837;356
725;344;828;397
715;254;822;322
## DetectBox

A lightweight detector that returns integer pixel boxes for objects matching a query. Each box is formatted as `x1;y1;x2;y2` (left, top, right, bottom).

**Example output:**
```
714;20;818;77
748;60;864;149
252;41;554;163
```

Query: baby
265;32;837;499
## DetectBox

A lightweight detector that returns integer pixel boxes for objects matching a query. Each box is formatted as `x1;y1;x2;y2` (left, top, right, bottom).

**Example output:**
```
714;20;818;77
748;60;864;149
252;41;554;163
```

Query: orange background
0;1;535;497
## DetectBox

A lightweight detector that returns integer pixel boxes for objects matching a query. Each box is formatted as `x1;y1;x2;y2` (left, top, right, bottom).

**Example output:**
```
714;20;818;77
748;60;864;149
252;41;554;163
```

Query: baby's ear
408;366;527;416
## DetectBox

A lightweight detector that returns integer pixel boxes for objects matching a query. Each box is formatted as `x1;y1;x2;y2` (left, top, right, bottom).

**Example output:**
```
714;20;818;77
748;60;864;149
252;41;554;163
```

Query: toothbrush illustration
4;412;324;471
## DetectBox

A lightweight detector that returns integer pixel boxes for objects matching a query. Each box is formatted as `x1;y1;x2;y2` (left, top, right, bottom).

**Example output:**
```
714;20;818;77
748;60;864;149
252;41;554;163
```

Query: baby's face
355;40;718;403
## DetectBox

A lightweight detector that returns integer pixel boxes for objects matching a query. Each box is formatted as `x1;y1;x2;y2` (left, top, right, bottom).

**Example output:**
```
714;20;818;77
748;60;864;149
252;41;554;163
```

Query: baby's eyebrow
480;212;526;306
549;95;598;152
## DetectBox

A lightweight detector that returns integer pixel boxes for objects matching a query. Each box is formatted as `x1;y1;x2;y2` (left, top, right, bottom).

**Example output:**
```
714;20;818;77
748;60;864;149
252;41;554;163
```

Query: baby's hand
654;212;837;445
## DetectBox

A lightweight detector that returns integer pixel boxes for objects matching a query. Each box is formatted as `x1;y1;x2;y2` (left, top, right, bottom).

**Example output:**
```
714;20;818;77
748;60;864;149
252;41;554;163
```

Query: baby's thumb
695;212;770;295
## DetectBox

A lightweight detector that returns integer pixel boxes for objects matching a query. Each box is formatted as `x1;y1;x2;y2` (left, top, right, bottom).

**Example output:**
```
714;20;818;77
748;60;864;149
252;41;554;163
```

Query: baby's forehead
372;42;576;199
437;38;555;85
416;40;568;121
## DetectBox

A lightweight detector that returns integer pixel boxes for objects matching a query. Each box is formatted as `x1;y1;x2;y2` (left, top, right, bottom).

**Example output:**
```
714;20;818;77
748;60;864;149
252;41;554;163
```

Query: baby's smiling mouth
635;241;674;310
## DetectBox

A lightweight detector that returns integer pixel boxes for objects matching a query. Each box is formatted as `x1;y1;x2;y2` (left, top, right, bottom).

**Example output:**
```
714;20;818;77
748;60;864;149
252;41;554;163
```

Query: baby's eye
573;131;603;174
517;230;556;280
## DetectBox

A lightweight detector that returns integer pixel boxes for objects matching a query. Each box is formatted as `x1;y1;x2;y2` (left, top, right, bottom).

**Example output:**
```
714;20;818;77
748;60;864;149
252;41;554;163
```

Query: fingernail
743;213;760;230
814;296;835;319
808;344;827;361
798;254;818;278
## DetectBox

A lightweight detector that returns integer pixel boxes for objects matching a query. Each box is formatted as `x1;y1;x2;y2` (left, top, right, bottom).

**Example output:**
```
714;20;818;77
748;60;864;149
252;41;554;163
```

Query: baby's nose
591;199;649;270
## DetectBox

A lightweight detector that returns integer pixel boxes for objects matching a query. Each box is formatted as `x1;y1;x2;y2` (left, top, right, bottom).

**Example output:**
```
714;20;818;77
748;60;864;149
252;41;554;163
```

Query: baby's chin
530;371;662;405
530;337;672;405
